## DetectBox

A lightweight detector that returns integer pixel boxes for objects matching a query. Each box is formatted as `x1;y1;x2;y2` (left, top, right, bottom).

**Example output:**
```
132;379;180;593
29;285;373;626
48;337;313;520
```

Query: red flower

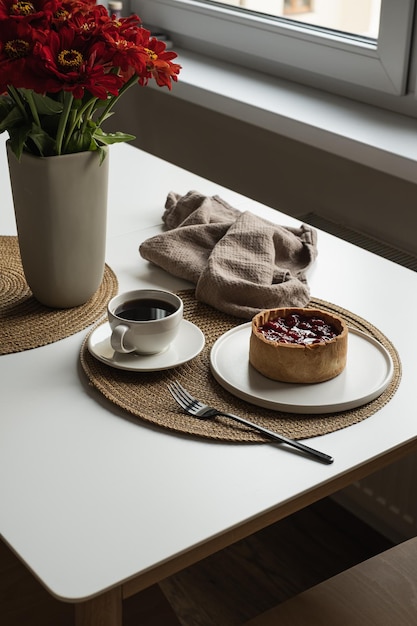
36;24;122;98
51;1;90;29
58;1;109;34
0;0;181;94
0;0;59;24
0;18;45;91
100;21;150;79
0;0;181;157
143;38;181;89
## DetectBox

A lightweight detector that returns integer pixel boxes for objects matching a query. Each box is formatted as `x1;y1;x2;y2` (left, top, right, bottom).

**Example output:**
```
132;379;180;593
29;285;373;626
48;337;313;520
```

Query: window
213;1;380;38
284;1;313;17
133;0;416;108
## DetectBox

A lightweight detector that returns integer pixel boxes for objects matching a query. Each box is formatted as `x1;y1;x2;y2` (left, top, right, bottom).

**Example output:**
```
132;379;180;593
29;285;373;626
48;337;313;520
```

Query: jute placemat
80;291;401;442
0;235;118;354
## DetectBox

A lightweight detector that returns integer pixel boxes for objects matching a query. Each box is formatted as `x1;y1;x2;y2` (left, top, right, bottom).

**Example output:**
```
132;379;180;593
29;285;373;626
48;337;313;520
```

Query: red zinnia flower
35;24;122;98
0;0;59;24
0;0;181;157
100;25;150;79
143;38;181;89
0;18;45;91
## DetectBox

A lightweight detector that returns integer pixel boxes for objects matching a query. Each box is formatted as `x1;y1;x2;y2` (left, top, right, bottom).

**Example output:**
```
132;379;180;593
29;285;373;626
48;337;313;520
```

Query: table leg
74;586;122;626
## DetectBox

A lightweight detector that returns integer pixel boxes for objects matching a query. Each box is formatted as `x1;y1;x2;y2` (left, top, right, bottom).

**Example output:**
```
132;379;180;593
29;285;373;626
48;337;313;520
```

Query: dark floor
1;497;393;625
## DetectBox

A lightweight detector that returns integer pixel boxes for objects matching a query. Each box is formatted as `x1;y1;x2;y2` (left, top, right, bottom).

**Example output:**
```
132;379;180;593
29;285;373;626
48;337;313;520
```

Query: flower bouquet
0;0;181;160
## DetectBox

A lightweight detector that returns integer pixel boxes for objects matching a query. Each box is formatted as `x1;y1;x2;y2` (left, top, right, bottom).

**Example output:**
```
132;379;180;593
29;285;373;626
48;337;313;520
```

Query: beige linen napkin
139;191;318;319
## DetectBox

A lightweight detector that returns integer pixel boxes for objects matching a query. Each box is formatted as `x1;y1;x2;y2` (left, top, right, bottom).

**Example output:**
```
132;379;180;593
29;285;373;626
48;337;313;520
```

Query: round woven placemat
0;235;118;354
80;291;401;442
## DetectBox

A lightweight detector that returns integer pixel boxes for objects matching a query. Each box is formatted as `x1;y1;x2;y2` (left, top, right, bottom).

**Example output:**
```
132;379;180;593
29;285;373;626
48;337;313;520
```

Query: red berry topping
259;312;338;345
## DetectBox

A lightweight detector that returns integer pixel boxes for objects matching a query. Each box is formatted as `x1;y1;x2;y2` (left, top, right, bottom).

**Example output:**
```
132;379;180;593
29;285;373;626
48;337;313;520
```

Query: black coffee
115;298;177;321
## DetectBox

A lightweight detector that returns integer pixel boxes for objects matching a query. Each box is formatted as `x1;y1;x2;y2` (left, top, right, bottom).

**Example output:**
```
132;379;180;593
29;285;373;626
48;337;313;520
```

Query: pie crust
249;307;348;384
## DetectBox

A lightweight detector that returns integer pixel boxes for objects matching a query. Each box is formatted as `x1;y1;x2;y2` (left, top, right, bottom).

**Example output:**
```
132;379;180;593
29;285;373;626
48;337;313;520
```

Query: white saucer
88;320;205;371
210;323;394;414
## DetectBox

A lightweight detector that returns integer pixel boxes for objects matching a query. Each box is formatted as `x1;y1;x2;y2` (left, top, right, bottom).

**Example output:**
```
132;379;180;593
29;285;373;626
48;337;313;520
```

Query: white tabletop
1;139;416;603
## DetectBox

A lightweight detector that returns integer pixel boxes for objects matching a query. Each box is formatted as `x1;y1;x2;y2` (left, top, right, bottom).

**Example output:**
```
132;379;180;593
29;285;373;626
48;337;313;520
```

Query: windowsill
158;49;417;184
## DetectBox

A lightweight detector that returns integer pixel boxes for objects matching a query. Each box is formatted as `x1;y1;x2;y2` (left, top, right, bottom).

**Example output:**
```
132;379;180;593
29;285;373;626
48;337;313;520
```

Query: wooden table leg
74;586;122;626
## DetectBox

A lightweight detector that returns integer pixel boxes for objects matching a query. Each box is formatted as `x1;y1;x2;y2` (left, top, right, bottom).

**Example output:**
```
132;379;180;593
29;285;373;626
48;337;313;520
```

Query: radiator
300;212;417;271
299;213;417;542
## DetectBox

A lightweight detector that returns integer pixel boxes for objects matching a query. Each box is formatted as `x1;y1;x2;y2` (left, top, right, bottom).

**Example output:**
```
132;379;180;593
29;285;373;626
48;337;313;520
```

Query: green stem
24;90;41;127
7;87;28;119
56;91;74;155
81;98;97;134
97;74;138;127
63;97;97;153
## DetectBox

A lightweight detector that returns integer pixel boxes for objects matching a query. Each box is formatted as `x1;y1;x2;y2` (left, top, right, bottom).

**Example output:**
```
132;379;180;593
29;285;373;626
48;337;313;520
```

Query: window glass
210;0;381;39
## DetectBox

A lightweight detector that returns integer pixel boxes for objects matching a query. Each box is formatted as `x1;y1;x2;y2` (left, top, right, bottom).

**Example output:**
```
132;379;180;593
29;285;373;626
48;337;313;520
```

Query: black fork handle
216;410;334;464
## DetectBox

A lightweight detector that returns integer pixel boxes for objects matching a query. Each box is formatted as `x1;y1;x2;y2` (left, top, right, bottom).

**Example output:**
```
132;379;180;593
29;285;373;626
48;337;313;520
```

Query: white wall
108;87;417;258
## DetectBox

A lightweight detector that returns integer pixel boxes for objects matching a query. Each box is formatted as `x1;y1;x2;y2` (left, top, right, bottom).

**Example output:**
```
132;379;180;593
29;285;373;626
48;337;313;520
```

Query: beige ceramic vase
7;143;109;308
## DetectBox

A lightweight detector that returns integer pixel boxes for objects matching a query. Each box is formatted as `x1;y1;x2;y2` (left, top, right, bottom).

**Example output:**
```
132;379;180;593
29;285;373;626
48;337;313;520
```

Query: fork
167;381;334;464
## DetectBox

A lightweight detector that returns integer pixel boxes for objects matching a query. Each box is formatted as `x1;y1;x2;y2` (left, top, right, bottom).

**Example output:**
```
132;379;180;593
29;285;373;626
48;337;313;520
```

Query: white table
1;140;417;625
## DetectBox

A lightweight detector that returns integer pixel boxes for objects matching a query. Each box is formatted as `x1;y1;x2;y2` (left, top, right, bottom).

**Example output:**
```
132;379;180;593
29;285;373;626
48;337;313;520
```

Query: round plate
210;323;394;414
88;320;205;371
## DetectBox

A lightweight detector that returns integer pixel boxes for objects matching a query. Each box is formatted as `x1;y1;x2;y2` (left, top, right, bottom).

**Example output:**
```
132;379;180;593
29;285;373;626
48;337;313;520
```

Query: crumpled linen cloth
139;191;318;319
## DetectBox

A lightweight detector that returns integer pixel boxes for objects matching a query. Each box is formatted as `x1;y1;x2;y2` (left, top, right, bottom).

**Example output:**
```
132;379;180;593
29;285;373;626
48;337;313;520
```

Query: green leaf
28;124;56;156
95;99;112;110
7;124;32;160
0;104;26;133
65;128;94;153
0;95;15;122
97;145;108;165
20;89;63;116
93;129;135;145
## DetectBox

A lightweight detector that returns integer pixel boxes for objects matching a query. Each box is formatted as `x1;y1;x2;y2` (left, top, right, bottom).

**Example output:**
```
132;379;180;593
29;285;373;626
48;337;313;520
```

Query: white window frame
132;0;415;96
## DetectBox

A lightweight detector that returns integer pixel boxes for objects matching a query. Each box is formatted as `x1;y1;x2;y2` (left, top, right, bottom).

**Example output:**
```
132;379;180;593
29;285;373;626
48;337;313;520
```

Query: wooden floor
1;497;393;626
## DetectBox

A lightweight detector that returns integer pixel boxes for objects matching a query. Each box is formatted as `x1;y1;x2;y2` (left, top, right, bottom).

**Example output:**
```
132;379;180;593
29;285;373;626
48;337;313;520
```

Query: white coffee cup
108;289;183;355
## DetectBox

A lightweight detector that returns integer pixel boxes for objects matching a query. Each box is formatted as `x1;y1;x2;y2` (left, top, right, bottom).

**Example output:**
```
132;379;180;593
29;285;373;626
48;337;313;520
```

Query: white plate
88;320;205;371
210;323;394;414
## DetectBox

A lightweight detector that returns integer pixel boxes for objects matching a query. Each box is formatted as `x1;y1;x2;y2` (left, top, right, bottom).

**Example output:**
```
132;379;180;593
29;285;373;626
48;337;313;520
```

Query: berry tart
249;307;348;384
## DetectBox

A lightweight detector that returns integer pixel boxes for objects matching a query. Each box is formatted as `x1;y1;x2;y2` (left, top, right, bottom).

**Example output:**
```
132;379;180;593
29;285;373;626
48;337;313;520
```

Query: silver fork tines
167;381;202;412
167;380;334;464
